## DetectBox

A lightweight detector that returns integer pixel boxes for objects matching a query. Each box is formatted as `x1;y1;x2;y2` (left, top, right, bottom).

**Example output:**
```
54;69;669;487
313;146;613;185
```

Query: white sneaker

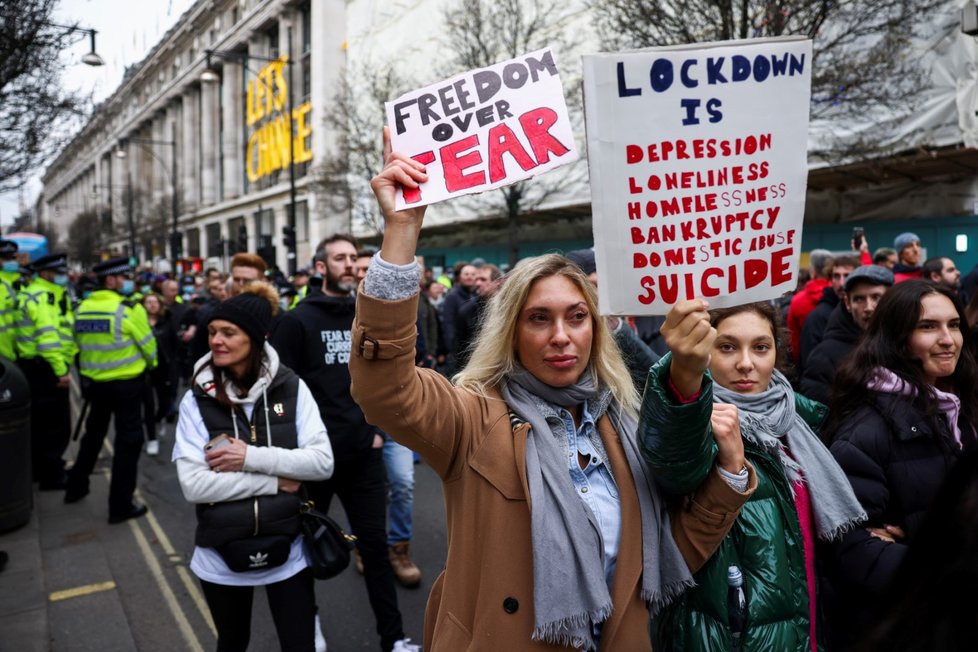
146;440;159;456
315;614;327;652
392;638;420;652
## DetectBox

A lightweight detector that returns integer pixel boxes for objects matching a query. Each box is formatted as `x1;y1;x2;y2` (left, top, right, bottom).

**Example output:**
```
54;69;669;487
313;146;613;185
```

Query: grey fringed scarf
500;367;694;651
713;369;866;541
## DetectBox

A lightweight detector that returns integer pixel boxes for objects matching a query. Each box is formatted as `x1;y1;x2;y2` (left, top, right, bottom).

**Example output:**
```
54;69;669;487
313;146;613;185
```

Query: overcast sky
0;0;196;229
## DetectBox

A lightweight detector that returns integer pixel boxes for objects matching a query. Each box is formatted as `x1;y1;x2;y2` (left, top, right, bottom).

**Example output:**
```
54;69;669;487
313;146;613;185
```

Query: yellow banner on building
246;55;313;182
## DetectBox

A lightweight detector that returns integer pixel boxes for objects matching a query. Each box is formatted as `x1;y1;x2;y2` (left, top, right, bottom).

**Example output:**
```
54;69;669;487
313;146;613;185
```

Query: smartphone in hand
204;433;233;452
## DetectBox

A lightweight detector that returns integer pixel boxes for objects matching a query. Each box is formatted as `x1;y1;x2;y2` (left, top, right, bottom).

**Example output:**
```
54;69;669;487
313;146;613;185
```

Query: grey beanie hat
844;265;895;293
893;232;920;253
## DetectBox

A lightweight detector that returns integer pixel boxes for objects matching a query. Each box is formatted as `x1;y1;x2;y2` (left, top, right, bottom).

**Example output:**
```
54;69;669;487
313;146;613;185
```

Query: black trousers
199;568;317;652
66;376;145;516
308;447;404;652
18;358;70;487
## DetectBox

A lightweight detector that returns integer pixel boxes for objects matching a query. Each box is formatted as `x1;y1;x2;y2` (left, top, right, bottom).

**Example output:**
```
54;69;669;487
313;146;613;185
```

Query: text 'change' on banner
386;47;579;209
583;37;812;315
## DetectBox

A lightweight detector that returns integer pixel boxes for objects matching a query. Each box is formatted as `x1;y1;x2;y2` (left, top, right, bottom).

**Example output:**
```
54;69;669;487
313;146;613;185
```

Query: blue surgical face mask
2;261;19;272
120;279;135;295
140;284;151;294
53;273;69;286
182;285;194;295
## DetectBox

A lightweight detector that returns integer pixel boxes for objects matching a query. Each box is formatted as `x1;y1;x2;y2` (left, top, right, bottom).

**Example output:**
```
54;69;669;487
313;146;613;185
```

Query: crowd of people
1;155;978;650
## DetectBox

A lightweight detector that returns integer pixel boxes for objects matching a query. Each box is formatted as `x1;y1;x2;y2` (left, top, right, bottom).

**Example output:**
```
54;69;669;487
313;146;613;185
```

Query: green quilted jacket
639;353;827;652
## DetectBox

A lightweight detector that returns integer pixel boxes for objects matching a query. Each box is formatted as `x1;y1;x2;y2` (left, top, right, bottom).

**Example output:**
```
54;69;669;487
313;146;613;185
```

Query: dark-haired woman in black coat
822;280;978;650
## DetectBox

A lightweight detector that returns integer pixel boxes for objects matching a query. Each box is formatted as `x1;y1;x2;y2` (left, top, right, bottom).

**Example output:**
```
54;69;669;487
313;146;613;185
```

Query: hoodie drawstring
231;409;241;440
262;384;273;447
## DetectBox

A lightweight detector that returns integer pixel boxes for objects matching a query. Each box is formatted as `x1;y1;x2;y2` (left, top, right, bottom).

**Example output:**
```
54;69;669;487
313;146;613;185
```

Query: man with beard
270;234;418;652
922;256;961;293
800;265;893;407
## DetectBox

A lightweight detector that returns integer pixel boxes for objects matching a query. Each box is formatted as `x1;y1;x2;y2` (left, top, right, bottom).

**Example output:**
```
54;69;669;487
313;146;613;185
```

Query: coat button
503;597;519;614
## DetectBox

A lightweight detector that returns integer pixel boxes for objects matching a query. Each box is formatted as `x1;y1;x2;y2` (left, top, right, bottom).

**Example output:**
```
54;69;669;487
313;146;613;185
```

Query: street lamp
201;27;298;275
116;131;179;271
44;23;105;67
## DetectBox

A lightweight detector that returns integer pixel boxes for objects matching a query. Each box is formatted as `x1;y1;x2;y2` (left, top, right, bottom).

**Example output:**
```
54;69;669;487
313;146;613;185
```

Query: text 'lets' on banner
386;47;579;209
583;37;812;315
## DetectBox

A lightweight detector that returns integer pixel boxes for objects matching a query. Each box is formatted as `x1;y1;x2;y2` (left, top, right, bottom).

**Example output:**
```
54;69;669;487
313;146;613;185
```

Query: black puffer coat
799;305;860;407
825;390;969;649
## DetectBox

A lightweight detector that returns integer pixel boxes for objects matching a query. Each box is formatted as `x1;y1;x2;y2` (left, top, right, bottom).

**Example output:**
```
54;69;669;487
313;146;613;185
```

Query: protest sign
386;47;579;209
583;37;812;315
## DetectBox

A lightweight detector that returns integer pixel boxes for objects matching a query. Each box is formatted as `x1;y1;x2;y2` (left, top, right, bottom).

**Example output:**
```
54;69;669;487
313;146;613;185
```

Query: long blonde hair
454;254;639;412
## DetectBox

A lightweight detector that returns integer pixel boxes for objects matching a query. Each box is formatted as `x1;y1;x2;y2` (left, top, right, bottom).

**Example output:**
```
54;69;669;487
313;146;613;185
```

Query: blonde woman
347;130;756;652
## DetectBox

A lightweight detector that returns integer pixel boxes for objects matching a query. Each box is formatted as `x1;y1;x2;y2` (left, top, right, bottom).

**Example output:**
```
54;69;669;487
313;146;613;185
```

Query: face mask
141;284;151;294
279;298;290;312
53;274;69;286
82;291;93;300
2;261;18;272
120;279;135;295
182;285;194;295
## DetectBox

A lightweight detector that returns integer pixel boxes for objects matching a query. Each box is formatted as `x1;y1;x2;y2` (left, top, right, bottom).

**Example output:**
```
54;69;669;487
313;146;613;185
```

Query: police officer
65;257;157;524
16;253;75;490
0;239;23;360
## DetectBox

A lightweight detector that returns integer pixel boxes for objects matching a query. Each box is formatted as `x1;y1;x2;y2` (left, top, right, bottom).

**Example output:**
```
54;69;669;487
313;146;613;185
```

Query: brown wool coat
350;292;755;652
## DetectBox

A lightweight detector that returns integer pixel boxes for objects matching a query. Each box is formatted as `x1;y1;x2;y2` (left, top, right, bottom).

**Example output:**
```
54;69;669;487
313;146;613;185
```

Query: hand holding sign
386;47;579;209
661;299;715;398
372;127;429;266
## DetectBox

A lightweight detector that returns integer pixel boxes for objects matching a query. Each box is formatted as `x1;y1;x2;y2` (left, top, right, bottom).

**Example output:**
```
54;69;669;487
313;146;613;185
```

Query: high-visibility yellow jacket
16;277;75;376
289;284;308;309
74;289;157;382
0;269;20;360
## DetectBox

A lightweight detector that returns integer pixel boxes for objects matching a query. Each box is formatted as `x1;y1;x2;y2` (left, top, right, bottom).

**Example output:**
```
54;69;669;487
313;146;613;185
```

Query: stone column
182;89;199;210
311;0;347;236
200;79;220;206
222;60;244;200
151;114;165;204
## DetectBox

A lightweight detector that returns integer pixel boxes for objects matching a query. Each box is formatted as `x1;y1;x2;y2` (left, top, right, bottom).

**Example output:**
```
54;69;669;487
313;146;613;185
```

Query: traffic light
282;225;296;250
237;225;248;253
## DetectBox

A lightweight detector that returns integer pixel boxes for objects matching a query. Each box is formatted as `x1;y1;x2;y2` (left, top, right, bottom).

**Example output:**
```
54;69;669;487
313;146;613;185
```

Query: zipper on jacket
250;423;257;444
253;498;259;536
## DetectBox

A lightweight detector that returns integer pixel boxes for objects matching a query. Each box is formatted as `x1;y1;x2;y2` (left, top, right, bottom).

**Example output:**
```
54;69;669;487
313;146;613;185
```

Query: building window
206;222;223;257
295;200;308;243
301;2;311;55
187;227;201;257
267;25;279;59
255;206;275;267
228;216;247;255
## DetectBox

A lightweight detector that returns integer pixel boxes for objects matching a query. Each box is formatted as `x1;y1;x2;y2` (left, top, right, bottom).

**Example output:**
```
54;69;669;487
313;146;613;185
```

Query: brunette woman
823;280;978;649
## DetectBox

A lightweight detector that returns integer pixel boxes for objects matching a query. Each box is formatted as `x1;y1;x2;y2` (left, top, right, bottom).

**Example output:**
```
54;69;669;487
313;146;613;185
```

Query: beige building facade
40;0;347;273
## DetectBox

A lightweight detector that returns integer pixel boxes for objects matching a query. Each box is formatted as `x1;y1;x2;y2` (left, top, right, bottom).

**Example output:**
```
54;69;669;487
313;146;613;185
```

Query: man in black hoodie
800;265;893;408
270;234;418;652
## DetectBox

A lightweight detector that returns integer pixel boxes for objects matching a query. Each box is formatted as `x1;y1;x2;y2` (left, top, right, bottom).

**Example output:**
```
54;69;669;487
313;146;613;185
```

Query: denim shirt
557;400;621;589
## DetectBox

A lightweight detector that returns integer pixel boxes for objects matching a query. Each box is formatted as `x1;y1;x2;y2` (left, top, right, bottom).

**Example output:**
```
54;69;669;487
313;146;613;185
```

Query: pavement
0;478;145;652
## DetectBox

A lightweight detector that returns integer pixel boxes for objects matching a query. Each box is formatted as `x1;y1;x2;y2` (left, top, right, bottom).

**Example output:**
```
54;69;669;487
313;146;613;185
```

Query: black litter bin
0;355;31;532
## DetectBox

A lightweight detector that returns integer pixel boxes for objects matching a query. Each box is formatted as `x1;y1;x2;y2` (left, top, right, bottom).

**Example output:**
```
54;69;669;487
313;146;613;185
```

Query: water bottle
727;565;747;652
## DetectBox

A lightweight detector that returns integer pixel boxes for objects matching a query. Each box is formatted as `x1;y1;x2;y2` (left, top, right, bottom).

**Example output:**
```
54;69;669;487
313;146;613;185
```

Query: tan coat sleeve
349;290;489;480
670;461;758;573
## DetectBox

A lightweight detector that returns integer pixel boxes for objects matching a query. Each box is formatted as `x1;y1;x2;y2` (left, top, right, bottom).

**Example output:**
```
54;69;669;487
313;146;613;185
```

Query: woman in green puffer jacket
639;299;866;652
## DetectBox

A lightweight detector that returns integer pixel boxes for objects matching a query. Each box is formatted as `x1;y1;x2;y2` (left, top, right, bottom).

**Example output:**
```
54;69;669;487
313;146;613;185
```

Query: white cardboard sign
583;37;812;315
386;47;579;209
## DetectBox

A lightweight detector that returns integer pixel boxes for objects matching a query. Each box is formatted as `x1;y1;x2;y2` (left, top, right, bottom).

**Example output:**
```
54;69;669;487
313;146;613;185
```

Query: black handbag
300;500;357;580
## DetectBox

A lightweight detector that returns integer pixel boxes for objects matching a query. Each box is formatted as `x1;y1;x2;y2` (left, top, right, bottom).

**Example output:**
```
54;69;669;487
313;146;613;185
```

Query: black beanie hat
208;290;274;346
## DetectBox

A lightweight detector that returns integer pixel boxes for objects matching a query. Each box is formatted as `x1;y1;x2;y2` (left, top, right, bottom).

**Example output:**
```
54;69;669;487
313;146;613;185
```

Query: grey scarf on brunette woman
713;369;866;540
500;366;693;651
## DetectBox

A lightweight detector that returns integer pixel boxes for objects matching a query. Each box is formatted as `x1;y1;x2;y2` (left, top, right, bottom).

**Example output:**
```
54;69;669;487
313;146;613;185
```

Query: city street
0;385;447;651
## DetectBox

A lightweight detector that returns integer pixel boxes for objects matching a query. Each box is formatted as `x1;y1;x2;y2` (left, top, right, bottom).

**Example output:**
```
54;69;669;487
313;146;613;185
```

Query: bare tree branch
0;0;92;192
